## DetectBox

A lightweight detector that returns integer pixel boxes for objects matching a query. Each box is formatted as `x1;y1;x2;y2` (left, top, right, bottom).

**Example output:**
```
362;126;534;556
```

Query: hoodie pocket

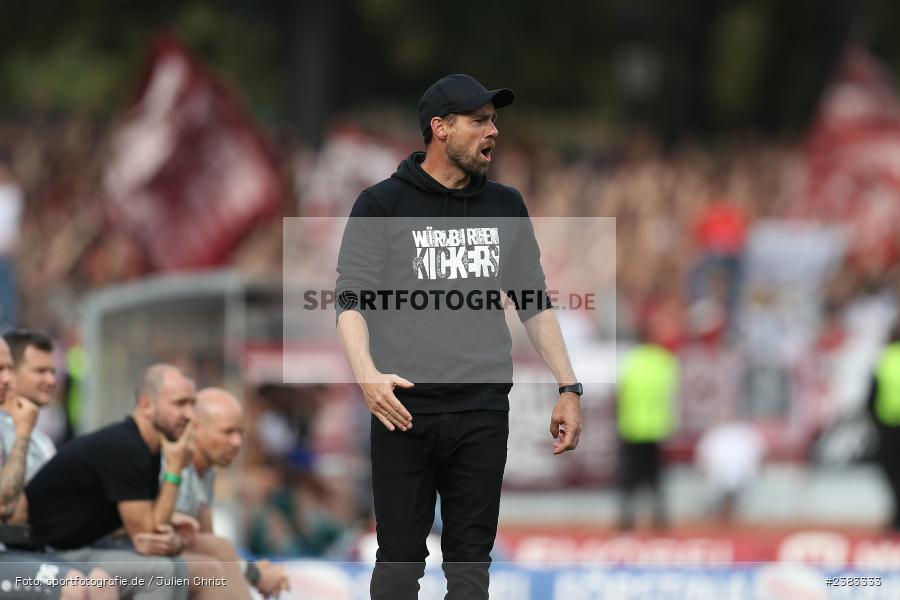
390;308;512;384
393;317;425;374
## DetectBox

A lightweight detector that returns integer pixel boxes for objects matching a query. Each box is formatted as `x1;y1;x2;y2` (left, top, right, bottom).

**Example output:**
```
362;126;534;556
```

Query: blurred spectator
695;417;766;523
23;364;204;599
0;152;23;329
616;320;680;530
246;471;344;557
867;321;900;530
686;268;729;348
241;384;352;558
165;387;290;598
816;300;849;354
689;189;749;322
1;330;59;486
251;384;317;465
0;334;116;600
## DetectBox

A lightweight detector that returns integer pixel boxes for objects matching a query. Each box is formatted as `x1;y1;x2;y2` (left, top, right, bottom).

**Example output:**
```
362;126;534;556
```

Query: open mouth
480;145;493;161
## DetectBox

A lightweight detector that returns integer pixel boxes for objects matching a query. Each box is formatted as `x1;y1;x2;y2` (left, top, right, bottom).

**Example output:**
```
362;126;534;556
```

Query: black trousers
618;441;666;529
876;430;900;530
369;410;508;600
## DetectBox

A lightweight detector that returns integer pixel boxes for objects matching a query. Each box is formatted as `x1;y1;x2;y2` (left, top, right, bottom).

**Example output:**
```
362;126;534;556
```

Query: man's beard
447;137;488;178
155;416;182;442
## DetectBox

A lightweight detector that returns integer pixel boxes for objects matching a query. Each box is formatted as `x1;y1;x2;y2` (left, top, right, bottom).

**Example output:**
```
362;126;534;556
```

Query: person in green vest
616;326;679;530
868;322;900;530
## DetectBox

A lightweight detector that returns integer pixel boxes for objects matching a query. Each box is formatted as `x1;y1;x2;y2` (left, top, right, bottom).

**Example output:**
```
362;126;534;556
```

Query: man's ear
431;116;450;142
136;394;154;416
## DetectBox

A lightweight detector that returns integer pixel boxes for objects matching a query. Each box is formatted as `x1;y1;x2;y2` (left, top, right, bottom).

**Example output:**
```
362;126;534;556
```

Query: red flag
103;34;282;271
798;45;900;265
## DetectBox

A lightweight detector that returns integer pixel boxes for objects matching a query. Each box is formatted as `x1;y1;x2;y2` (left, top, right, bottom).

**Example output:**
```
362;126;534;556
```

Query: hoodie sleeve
502;193;552;322
335;190;386;322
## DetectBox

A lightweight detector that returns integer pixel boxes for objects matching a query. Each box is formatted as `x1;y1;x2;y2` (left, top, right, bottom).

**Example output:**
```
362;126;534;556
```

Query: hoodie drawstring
463;197;469;234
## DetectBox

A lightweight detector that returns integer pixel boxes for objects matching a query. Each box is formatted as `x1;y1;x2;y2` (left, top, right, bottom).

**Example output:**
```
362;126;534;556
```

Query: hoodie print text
412;226;500;280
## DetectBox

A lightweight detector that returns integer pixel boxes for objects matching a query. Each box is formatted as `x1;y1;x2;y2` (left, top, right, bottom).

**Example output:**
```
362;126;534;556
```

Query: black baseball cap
418;74;514;135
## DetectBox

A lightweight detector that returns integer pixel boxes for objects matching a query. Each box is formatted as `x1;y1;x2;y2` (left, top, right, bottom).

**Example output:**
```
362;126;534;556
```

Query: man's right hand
9;397;38;438
170;513;200;548
359;371;414;431
161;421;194;473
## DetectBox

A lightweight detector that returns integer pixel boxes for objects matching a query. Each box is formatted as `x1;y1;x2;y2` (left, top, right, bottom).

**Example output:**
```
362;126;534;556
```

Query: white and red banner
498;529;900;569
795;45;900;266
103;34;282;270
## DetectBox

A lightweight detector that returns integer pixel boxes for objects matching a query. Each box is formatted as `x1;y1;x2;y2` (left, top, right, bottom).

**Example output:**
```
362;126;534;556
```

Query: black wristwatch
558;383;583;396
245;561;261;585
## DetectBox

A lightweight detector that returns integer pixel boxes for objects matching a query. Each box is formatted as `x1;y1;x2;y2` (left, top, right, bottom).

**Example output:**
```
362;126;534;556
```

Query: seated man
0;330;116;599
163;387;289;599
24;364;232;600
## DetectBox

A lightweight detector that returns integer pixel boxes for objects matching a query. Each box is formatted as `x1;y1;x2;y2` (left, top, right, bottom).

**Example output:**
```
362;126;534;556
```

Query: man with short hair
24;364;226;599
0;329;54;520
163;387;289;599
4;330;56;407
0;332;116;599
336;74;583;599
1;329;57;491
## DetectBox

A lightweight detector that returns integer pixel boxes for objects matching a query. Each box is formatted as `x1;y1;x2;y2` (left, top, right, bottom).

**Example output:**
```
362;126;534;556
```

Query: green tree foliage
0;0;893;142
0;0;281;120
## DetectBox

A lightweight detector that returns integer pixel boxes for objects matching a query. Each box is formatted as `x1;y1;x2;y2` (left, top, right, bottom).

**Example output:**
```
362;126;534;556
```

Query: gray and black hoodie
335;151;550;413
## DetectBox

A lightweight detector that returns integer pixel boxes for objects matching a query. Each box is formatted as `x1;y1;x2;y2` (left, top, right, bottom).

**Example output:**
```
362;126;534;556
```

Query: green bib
876;343;900;427
618;344;678;443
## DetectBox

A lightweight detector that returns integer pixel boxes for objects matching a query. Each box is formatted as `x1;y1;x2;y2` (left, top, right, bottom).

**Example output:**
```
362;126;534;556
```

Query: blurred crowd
7;113;899;352
494;134;794;344
2;111;900;547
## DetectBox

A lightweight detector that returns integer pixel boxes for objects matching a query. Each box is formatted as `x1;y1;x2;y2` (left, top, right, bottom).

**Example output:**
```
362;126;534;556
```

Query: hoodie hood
392;151;487;199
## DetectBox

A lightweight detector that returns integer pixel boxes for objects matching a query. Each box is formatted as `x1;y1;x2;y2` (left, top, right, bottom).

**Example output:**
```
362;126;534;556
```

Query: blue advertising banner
277;562;899;600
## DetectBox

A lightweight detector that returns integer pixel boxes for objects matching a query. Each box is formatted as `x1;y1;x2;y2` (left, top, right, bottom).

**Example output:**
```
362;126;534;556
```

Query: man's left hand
550;393;582;455
161;422;194;474
254;559;290;597
133;523;184;556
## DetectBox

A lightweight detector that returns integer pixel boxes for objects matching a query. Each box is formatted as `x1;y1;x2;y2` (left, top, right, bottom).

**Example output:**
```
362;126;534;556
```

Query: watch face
560;383;583;395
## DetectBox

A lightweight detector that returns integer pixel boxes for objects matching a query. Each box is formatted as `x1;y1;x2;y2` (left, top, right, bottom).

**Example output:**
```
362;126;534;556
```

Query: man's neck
193;450;212;475
132;410;161;454
420;150;469;190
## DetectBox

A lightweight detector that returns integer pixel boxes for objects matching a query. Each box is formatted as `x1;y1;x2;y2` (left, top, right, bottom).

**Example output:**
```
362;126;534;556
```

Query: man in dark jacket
335;74;583;600
868;322;900;530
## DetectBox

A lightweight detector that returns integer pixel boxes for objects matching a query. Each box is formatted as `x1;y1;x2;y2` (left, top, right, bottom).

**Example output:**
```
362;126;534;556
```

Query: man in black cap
335;74;583;599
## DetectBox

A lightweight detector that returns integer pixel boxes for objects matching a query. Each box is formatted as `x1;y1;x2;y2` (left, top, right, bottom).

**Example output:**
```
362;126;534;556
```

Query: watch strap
245;561;261;585
558;383;583;396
